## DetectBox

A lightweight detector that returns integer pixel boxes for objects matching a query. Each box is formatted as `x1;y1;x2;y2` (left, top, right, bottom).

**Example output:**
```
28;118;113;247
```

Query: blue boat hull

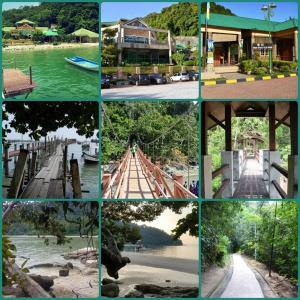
65;56;99;72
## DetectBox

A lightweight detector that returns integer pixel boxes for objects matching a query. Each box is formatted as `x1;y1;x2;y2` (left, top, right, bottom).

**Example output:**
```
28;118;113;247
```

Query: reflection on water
10;236;98;267
124;244;198;260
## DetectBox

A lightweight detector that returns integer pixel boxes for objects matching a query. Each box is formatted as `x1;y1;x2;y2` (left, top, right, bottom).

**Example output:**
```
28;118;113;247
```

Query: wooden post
27;158;32;181
174;174;184;198
290;102;298;156
62;145;68;197
14;143;17;163
102;174;112;198
70;159;82;199
7;149;29;198
269;102;276;151
31;152;37;178
4;143;9;177
29;66;32;85
225;103;232;151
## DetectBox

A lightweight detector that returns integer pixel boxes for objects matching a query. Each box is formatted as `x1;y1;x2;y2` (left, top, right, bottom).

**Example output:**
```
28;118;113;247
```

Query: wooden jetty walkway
102;146;197;199
3;67;36;98
4;140;83;199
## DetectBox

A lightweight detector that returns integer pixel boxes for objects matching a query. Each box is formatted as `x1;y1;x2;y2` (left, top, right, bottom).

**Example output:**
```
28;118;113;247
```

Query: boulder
101;283;119;297
29;274;54;291
59;269;69;277
2;287;26;297
64;262;73;269
102;278;115;285
125;290;144;298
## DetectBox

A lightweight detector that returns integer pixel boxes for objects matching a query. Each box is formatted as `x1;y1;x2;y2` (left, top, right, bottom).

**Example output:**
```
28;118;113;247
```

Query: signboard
252;43;273;50
207;51;214;64
207;39;214;52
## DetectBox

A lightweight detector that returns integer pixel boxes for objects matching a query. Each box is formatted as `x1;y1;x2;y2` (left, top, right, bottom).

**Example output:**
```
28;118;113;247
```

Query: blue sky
2;2;40;11
217;2;298;21
101;2;175;22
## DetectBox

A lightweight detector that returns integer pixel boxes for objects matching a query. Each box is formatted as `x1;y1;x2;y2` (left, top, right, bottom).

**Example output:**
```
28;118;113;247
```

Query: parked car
187;70;199;81
128;74;150;85
149;73;167;84
101;73;110;88
170;72;190;82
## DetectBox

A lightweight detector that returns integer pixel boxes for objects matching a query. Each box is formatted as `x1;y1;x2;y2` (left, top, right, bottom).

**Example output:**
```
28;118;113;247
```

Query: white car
170;72;190;82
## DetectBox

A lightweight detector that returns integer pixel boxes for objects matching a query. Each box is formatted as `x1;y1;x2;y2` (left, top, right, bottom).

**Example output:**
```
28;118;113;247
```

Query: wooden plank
70;159;82;198
208;113;226;129
7;149;28;198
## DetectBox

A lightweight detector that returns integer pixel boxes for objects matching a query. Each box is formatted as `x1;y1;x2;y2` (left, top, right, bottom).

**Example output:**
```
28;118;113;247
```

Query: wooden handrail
212;164;229;179
213;179;230;199
272;179;287;199
271;162;288;178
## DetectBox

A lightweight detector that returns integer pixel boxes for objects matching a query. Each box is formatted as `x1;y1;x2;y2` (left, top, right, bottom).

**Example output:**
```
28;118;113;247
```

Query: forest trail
233;159;269;198
221;253;264;298
119;154;154;199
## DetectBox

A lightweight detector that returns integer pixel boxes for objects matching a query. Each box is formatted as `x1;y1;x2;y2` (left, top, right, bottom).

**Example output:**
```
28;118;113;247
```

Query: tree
172;52;185;65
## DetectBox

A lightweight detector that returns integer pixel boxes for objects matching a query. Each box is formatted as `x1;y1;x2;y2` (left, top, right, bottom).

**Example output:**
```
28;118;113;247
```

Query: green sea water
2;46;99;100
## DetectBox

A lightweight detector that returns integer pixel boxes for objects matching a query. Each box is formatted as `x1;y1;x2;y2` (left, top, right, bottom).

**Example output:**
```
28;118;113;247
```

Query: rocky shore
3;247;99;298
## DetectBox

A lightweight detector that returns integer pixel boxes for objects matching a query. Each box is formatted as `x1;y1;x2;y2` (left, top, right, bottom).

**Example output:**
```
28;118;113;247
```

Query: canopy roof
70;28;98;38
16;19;35;25
201;13;298;32
206;102;291;130
43;29;58;36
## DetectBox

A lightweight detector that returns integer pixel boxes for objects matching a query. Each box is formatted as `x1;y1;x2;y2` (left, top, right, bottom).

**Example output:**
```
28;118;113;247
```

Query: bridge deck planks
118;154;154;199
21;144;64;199
233;158;269;199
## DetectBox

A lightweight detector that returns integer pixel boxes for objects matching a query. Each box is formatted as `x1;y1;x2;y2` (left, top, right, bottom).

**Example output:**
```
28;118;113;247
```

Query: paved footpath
102;81;199;99
221;253;264;298
202;77;297;99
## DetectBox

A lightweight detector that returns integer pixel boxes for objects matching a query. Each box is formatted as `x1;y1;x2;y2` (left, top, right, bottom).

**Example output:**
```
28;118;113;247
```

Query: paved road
122;251;198;275
102;81;199;99
221;254;264;298
202;77;298;99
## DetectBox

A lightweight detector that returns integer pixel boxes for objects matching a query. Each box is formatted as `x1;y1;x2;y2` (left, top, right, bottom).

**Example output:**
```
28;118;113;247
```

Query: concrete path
202;77;297;99
221;254;264;298
102;81;199;99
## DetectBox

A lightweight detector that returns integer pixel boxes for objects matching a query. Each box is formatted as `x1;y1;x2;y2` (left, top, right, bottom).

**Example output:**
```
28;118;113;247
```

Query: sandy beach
101;252;199;297
2;43;98;52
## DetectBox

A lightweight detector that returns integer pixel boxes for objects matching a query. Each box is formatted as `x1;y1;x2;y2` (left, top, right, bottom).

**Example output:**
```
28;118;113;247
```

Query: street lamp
261;3;277;74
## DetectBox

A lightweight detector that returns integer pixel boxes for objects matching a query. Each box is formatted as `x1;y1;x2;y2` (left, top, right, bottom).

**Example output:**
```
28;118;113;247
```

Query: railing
271;162;288;199
102;147;131;199
211;164;229;199
137;147;197;199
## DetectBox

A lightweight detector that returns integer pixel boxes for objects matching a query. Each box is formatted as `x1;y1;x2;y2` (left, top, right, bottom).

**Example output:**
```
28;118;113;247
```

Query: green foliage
2;102;98;141
102;102;198;165
172;52;185;66
102;45;119;67
200;2;235;16
144;3;198;37
2;3;99;34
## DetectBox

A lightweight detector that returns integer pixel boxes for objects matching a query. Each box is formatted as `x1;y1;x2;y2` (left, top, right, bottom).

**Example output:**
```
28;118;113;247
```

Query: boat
64;56;99;72
83;152;99;164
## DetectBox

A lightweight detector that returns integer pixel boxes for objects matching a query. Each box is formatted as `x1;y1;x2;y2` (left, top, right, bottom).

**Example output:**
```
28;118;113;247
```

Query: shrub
240;60;253;74
279;65;291;74
183;60;195;66
254;67;268;76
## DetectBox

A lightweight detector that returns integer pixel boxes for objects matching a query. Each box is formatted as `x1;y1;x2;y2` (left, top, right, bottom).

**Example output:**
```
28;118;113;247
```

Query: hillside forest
201;201;298;286
102;102;198;166
2;2;99;34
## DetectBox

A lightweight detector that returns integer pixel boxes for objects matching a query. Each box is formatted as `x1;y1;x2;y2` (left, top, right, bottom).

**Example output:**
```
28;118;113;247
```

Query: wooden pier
3;139;83;199
3;67;36;98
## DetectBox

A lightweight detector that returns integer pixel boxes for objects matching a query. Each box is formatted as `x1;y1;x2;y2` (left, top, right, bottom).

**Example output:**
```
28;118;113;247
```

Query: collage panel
101;101;199;199
201;200;298;298
201;101;298;200
101;200;199;298
2;101;99;199
101;1;199;100
2;2;99;100
2;200;99;298
200;1;298;99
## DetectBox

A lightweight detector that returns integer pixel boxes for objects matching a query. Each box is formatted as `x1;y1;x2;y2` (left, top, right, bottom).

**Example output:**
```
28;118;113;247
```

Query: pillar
269;102;276;151
168;30;172;65
263;150;270;183
227;42;231;65
237;34;241;61
233;150;243;181
251;33;254;58
148;30;151;45
202;156;212;198
117;24;122;65
225;103;232;151
221;151;234;198
272;37;277;60
269;151;281;199
294;31;298;61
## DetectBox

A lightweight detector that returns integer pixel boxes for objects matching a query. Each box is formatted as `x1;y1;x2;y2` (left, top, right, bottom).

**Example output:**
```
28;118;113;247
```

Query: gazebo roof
16;19;35;25
205;102;292;130
70;28;98;38
43;29;58;36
